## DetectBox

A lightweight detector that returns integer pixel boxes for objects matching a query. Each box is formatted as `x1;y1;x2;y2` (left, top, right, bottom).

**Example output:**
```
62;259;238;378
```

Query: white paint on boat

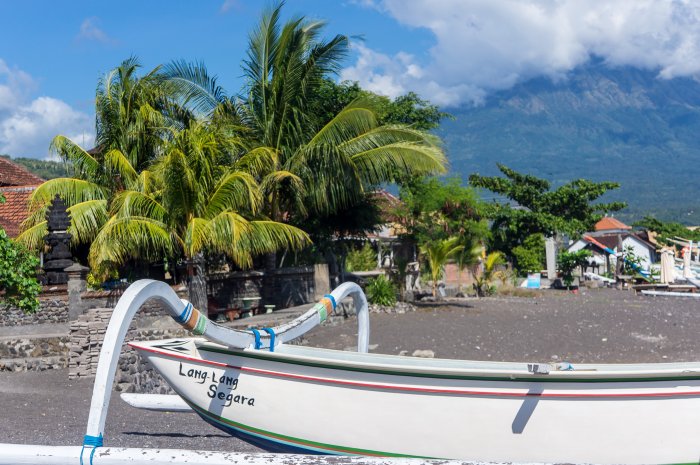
132;337;700;464
120;393;192;412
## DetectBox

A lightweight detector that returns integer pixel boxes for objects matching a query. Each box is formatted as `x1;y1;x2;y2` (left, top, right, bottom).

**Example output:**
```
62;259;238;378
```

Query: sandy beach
0;288;698;452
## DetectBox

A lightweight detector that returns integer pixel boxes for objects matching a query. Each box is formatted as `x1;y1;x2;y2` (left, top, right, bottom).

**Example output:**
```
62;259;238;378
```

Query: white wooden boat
88;280;700;464
130;335;700;464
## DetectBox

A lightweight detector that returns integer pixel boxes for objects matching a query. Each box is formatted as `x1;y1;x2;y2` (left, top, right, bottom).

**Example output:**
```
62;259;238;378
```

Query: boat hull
131;339;700;464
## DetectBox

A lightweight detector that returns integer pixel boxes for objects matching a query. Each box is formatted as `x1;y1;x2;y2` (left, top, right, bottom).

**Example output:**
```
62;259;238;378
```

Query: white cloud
0;60;94;159
76;17;114;44
344;0;700;107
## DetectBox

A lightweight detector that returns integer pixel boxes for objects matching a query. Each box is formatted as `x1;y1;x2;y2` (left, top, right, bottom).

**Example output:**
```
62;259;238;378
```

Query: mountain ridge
439;62;700;224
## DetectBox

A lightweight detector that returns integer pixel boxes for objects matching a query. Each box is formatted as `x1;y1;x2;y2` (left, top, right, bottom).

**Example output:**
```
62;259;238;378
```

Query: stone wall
68;307;189;393
0;336;69;372
0;297;69;327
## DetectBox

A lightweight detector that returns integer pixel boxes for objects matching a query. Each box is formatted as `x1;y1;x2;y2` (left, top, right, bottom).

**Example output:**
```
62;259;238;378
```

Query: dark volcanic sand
305;288;700;363
0;288;698;451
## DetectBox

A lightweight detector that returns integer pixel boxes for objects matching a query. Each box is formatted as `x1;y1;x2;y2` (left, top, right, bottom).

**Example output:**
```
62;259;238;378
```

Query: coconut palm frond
90;216;175;269
50;135;99;179
235;146;279;177
163;60;228;116
15;221;47;251
29;178;107;209
104;149;138;187
183;217;211;259
351;142;448;184
260;170;305;196
339;125;434;154
67;199;109;244
308;101;377;147
245;220;310;256
204;211;254;267
111;190;167;222
205;171;261;218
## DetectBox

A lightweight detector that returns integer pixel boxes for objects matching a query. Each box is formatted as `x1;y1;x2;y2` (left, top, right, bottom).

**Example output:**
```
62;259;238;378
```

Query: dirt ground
0;287;698;451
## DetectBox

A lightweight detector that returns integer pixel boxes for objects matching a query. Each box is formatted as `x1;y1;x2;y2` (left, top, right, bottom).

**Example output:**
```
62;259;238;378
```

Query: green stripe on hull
182;395;438;458
199;345;700;384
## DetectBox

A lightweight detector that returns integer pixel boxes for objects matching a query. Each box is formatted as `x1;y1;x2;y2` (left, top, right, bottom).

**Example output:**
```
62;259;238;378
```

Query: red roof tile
0;158;44;187
0;186;37;237
595;216;631;231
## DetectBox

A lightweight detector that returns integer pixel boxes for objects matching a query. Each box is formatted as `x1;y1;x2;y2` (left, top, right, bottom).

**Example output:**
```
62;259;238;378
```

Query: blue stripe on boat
196;409;335;455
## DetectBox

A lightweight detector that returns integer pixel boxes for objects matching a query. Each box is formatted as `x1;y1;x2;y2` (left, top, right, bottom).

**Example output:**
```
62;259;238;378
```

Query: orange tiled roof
0;158;44;187
595;216;631;231
0;186;37;237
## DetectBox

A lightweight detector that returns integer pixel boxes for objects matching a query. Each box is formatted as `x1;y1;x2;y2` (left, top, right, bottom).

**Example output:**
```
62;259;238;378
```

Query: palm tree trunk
187;254;208;312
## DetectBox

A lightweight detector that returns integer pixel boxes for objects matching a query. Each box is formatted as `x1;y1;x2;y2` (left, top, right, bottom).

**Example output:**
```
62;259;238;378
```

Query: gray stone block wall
0;298;69;326
68;307;190;393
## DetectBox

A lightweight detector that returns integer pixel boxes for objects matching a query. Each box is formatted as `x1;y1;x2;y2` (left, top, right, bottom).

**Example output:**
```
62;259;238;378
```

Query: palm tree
18;58;172;252
420;237;464;298
89;122;310;310
163;4;447;273
474;251;506;297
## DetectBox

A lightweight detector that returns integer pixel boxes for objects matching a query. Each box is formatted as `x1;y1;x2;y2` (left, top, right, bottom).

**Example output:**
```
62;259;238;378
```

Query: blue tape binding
251;328;262;349
175;302;192;324
80;434;103;465
324;294;337;311
262;327;276;352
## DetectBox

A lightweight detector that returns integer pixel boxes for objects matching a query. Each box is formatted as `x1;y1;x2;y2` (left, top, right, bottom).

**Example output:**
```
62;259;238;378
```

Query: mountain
438;61;700;225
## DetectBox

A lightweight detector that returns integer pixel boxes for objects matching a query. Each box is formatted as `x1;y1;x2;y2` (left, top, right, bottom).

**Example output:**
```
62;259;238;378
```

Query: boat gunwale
129;338;700;384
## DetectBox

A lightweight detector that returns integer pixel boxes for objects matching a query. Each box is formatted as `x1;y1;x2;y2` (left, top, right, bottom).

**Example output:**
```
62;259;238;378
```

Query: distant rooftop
0;158;43;237
0;157;44;187
595;216;631;232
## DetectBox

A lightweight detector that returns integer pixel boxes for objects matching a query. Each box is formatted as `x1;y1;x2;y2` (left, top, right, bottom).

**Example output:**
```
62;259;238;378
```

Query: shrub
0;228;41;313
346;242;376;272
365;275;396;306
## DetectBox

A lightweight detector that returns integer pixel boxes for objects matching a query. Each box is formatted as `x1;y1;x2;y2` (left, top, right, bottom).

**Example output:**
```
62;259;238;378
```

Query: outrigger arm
82;279;369;464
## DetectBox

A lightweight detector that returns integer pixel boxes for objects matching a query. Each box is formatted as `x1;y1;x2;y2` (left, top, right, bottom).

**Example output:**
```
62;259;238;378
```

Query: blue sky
2;0;700;159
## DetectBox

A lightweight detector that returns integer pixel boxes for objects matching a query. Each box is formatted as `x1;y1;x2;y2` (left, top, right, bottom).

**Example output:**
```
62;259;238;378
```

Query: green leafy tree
511;233;545;274
398;177;486;244
633;216;700;244
397;176;487;287
557;249;592;290
469;164;626;257
310;80;449;131
0;194;41;313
